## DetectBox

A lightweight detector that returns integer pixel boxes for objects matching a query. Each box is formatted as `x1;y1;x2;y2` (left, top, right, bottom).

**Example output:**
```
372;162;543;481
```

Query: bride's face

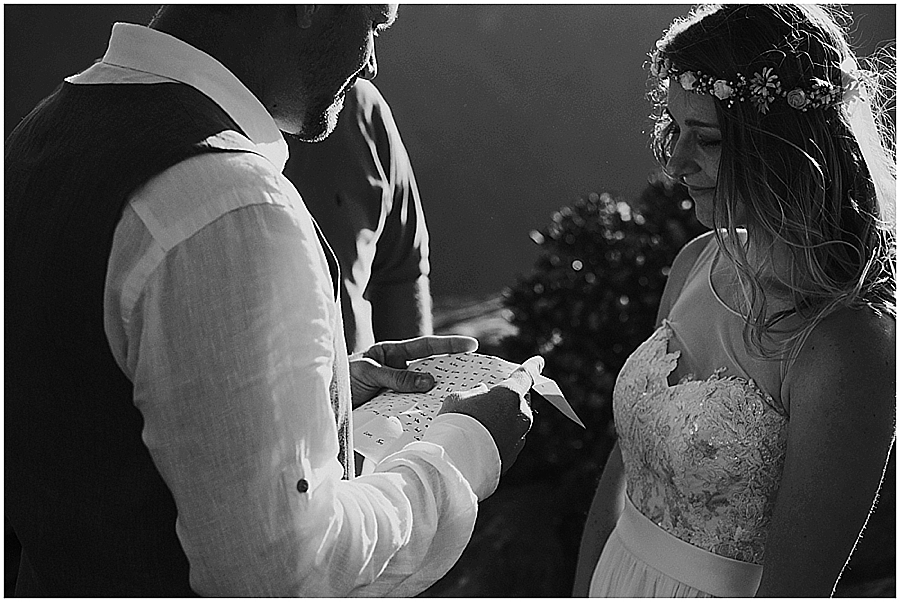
665;82;722;228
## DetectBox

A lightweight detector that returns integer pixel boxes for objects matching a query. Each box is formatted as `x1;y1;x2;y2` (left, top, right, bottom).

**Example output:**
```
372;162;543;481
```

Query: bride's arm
572;442;626;597
755;309;895;596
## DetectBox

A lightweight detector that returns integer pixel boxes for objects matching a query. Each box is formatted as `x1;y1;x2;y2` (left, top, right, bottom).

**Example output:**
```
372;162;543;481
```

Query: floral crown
650;49;864;115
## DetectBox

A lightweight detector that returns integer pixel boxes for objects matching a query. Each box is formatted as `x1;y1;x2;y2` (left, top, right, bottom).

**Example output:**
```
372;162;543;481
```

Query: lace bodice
613;322;789;564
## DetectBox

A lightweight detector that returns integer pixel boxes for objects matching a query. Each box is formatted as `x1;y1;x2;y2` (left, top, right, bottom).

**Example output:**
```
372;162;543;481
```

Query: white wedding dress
590;238;791;597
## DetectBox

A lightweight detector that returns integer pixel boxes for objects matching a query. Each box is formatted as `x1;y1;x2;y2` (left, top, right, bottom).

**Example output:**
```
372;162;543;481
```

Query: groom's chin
290;100;343;143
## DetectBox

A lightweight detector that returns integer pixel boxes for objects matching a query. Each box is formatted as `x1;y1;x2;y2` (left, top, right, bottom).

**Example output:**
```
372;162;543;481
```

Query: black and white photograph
5;3;896;597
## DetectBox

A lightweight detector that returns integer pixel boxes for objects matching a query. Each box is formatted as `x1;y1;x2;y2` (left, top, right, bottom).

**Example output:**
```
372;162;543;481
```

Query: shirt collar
101;23;288;170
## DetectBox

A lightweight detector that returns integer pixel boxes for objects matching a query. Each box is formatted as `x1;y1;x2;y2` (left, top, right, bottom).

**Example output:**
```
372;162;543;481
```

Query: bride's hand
349;335;479;408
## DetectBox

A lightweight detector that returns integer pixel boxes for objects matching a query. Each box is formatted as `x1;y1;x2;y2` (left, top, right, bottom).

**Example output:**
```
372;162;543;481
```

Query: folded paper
353;352;583;464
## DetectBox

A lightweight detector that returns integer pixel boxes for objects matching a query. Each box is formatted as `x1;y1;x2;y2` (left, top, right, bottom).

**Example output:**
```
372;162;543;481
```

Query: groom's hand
349;335;479;408
439;356;543;474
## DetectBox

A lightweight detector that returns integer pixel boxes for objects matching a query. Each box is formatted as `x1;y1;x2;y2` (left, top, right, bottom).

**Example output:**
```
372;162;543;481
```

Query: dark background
5;4;895;299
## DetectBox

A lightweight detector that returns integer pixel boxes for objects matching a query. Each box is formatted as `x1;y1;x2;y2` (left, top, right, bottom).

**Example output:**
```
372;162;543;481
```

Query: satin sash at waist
616;496;763;597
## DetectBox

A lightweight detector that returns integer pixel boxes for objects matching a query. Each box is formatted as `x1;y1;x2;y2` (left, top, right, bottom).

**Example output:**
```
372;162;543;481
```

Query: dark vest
5;81;349;596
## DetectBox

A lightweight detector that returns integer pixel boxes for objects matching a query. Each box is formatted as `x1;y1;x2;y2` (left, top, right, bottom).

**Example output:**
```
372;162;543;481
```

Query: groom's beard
292;94;345;143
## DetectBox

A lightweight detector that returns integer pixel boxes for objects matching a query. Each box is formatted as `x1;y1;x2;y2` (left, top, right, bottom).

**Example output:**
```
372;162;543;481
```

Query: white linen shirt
85;23;499;597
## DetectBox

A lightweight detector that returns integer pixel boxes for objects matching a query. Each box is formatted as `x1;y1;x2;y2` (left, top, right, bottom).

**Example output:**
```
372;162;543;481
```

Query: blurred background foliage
499;173;706;484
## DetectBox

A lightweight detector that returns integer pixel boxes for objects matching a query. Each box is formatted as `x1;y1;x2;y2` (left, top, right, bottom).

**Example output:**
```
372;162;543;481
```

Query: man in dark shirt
286;79;432;352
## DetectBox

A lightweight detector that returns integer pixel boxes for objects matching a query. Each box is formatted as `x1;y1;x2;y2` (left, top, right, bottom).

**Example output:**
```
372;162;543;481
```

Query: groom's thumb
358;361;436;393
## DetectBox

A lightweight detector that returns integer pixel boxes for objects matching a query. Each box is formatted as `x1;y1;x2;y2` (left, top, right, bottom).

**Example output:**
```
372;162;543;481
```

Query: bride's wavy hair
648;4;896;361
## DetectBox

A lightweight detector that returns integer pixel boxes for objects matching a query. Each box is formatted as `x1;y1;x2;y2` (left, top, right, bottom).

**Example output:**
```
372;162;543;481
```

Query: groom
5;5;535;596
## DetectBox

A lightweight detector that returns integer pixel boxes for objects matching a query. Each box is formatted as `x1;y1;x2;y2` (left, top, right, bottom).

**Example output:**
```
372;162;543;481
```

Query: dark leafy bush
499;172;707;484
424;174;706;596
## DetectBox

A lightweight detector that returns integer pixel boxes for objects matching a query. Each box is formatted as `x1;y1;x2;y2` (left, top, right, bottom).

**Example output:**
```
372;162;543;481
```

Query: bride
574;4;895;597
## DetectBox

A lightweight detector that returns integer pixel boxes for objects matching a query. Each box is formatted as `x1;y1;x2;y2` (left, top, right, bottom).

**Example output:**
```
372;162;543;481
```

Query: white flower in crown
750;67;778;98
839;56;861;102
712;80;734;100
785;88;807;109
679;71;698;91
650;52;671;79
749;67;779;114
660;57;671;79
840;59;871;105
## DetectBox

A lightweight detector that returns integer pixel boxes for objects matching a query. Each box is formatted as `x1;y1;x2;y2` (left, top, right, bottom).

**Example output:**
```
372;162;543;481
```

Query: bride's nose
665;135;700;181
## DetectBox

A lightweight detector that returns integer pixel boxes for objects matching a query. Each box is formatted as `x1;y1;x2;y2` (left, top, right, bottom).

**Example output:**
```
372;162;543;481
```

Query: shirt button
296;479;309;493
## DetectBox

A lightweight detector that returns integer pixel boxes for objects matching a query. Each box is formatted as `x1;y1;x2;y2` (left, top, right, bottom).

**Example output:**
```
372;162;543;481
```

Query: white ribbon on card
533;373;585;428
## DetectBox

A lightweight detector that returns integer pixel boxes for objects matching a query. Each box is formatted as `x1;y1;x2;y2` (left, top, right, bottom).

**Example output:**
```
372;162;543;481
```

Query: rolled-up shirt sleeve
104;152;498;596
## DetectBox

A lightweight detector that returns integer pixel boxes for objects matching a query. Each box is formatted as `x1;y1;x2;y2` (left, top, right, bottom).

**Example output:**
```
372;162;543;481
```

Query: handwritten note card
353;352;582;464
